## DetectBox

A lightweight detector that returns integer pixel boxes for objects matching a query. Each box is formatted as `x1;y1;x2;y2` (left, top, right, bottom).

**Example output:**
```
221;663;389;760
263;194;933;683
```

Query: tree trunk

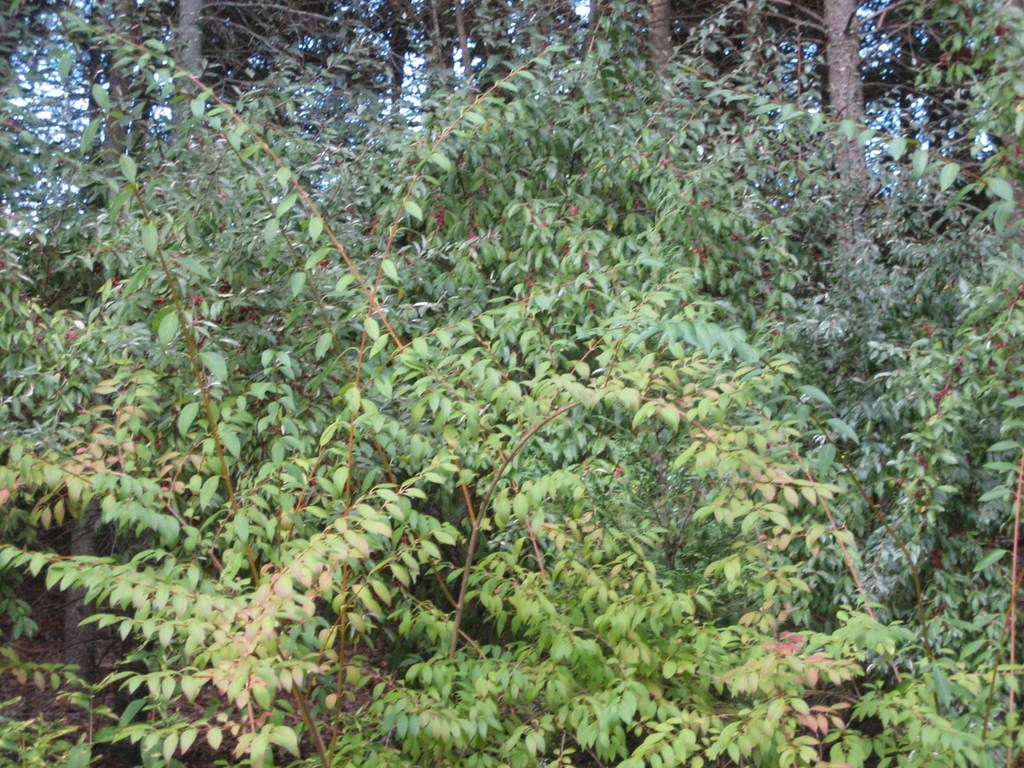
427;0;446;72
173;0;203;135
824;0;865;184
647;0;671;67
177;0;203;76
454;0;473;89
388;0;410;103
63;501;99;683
823;0;867;264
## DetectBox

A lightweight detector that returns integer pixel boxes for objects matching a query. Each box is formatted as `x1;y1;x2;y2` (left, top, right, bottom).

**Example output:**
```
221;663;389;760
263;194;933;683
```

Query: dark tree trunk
427;0;447;72
177;0;203;75
823;0;867;261
647;0;671;67
63;500;99;682
824;0;865;184
388;0;410;103
454;0;473;88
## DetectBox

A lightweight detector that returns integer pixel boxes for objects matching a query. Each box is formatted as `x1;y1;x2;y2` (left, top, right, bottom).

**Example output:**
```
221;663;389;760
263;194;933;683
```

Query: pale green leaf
177;402;200;437
157;310;178;345
91;83;109;110
199;475;219;508
428;151;453;173
309;216;323;242
404;200;423;222
939;162;959;191
207;728;223;751
315;332;332;360
381;259;399;282
988;176;1015;201
276;192;298;218
119;154;137;183
364;316;380;340
200;350;228;381
141;222;158;255
270;725;300;757
911;148;929;179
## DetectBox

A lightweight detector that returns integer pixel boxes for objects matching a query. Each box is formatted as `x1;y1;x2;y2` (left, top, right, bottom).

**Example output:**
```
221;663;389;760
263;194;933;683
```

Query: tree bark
824;0;866;184
647;0;671;68
388;0;410;103
427;0;446;72
177;0;204;76
454;0;473;89
173;0;203;134
63;501;99;683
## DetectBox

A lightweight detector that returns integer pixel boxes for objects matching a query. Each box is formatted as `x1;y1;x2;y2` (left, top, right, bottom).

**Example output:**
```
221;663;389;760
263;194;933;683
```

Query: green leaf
141;222;158;255
355;585;383;614
207;728;223;751
276;192;298;218
91;83;109;110
200;350;228;381
797;384;833;407
119;154;137;183
250;731;270;768
220;429;241;459
180;727;198;754
987;176;1015;202
888;137;907;161
428;151;453;173
826;417;859;444
177;403;200;437
263;218;279;244
80;119;100;154
834;116;861;139
270;725;300;757
974;549;1006;574
309;216;323;243
994;200;1015;232
66;743;91;768
364;316;380;340
404;200;423;222
161;733;178;765
315;332;332;360
58;51;74;81
156;309;178;345
381;259;399;282
989;440;1020;452
911;148;929;179
199;475;219;508
289;271;306;297
722;557;741;582
252;683;273;709
275;167;292;188
939;162;959;191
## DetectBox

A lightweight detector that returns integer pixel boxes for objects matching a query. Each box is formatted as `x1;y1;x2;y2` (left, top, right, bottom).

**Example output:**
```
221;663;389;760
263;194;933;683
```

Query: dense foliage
2;0;1024;766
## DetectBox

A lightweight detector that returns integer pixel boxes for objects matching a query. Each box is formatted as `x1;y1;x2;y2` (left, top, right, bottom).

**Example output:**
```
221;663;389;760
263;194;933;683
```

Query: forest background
2;0;1024;765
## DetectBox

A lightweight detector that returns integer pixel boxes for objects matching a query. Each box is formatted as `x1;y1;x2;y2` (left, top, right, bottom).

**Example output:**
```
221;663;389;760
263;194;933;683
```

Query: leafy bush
2;3;1024;767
